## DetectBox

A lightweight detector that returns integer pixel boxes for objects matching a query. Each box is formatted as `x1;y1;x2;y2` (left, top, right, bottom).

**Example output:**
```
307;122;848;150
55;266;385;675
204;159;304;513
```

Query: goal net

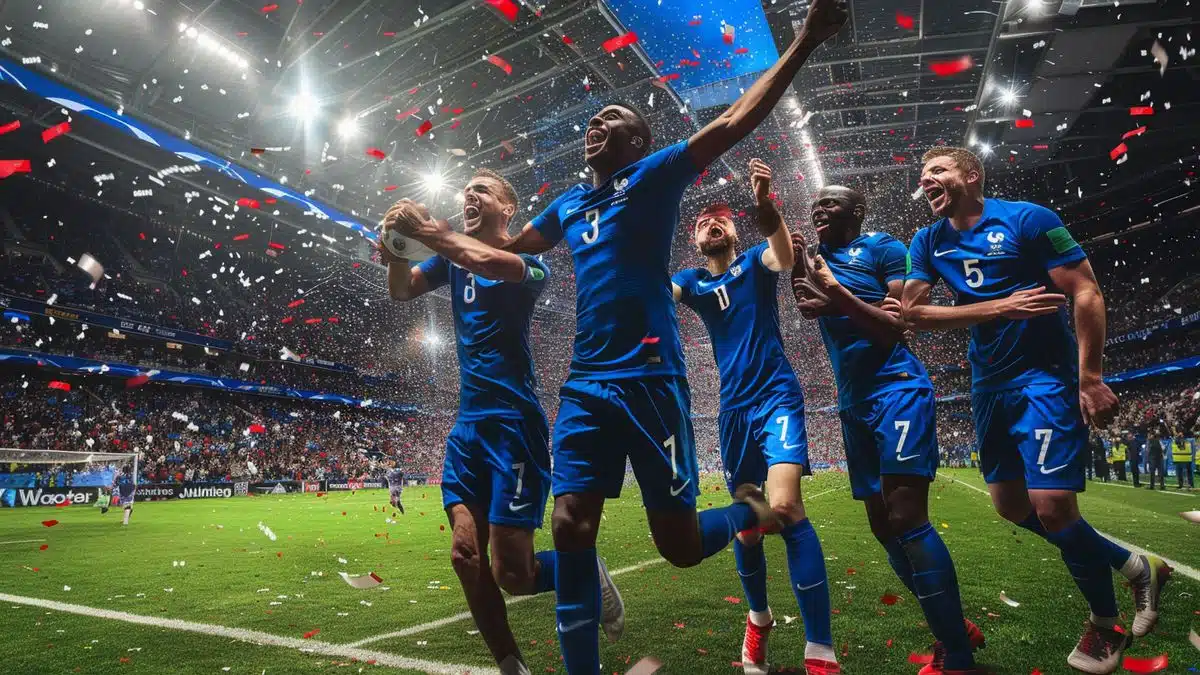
0;449;138;508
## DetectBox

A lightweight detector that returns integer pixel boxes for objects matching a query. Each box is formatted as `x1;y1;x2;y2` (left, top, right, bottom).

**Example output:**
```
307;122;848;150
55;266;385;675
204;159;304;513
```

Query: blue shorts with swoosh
717;393;809;495
972;381;1087;491
840;387;938;500
441;415;551;529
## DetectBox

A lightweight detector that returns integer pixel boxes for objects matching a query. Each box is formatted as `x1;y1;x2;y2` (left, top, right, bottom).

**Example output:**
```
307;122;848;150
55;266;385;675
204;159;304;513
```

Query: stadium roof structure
0;0;1195;270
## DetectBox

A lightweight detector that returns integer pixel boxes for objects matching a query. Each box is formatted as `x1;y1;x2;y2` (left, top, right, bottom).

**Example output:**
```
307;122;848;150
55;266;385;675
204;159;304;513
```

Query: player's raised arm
387;199;531;283
685;0;847;171
750;159;794;273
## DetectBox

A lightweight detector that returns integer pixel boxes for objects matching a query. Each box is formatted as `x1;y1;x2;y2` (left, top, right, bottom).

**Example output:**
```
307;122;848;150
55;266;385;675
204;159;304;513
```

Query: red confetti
236;197;261;209
384;185;398;192
383;31;396;37
896;11;915;30
723;33;734;45
125;375;150;389
688;19;702;26
602;31;639;54
449;119;461;130
538;182;550;195
262;4;279;12
1121;655;1167;673
248;424;267;434
1033;144;1049;150
846;567;857;575
484;0;519;22
1121;126;1147;140
561;35;573;45
233;233;250;241
929;55;974;76
0;159;30;179
366;147;387;160
41;520;59;528
908;653;933;665
287;299;305;308
1110;142;1128;161
395;107;419;120
281;317;294;324
486;54;513;75
0;120;20;135
880;593;900;606
416;120;433;137
1014;119;1034;128
302;629;319;639
734;47;749;55
48;381;71;392
304;318;322;324
723;596;741;604
658;73;680;82
1129;106;1154;116
41;122;70;144
250;148;266;155
39;544;48;550
277;551;283;558
264;198;276;204
267;242;286;250
327;317;339;323
641;337;661;345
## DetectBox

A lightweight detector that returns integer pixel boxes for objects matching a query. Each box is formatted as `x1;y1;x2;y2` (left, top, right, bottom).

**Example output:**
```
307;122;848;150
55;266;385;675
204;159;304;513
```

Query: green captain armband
1045;226;1079;254
523;261;545;284
905;252;912;275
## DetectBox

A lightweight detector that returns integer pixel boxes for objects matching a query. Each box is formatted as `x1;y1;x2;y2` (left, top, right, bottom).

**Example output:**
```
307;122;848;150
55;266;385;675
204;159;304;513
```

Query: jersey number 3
582;209;600;245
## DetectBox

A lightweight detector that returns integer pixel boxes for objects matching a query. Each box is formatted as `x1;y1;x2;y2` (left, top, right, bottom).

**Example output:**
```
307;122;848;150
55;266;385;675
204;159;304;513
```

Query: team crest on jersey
848;247;863;258
615;177;630;193
986;230;1007;256
729;264;743;278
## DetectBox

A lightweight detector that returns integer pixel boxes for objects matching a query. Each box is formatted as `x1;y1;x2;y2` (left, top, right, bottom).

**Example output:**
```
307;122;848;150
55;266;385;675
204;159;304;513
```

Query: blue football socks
734;537;770;613
554;548;600;674
1045;519;1120;619
899;522;974;670
877;535;917;595
780;519;833;647
698;502;758;559
533;550;556;594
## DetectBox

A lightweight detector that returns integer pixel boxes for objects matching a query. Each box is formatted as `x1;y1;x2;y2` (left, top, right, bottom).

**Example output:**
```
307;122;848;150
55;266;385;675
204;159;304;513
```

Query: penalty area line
0;539;46;545
0;592;496;675
346;483;849;649
944;475;1200;583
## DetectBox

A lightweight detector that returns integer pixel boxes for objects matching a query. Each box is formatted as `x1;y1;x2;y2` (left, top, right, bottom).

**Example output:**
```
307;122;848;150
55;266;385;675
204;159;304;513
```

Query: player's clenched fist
801;0;849;44
749;158;772;202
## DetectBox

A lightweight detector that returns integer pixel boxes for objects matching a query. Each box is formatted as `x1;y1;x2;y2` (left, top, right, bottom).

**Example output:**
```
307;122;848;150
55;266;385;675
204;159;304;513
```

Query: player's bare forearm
501;223;554;255
686;36;824;169
1071;286;1107;381
827;284;904;344
759;200;794;271
418;229;527;283
901;280;1001;331
387;261;421;301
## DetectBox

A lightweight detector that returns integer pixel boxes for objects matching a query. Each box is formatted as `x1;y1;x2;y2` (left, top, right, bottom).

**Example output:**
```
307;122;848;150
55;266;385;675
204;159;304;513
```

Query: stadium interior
0;0;1197;673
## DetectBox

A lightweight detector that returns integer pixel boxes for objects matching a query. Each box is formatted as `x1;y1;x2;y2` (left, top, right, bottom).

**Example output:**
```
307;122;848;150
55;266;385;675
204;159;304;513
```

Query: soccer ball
379;226;435;262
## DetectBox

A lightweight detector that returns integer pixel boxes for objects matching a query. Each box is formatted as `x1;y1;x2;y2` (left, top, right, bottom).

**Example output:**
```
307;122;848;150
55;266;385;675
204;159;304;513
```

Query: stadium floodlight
423;173;445;193
290;92;319;121
979;143;993;156
133;0;145;10
186;26;199;39
999;88;1019;105
336;116;360;139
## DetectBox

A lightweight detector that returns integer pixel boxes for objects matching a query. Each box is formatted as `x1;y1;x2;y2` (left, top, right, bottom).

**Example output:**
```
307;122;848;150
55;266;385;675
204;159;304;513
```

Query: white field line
0;539;46;545
0;591;496;675
1087;480;1196;497
346;483;849;649
343;557;667;648
944;475;1200;583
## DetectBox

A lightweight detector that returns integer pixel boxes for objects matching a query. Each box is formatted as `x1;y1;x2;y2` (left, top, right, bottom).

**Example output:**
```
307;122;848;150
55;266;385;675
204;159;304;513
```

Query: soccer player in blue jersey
385;461;405;515
115;467;135;526
382;169;623;675
478;3;847;671
902;147;1171;674
792;185;981;675
671;159;838;675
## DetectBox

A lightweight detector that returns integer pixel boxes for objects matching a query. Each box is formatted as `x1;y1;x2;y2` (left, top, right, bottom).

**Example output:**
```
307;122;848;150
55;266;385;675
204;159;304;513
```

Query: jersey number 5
963;259;984;289
582;209;600;245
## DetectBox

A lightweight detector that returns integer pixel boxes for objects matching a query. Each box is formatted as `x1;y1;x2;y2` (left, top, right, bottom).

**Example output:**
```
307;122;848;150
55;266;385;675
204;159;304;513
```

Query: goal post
0;448;138;508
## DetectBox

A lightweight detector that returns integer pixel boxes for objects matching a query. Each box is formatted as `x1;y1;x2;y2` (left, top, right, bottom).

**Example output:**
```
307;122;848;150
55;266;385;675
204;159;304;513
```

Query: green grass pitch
1;469;1197;674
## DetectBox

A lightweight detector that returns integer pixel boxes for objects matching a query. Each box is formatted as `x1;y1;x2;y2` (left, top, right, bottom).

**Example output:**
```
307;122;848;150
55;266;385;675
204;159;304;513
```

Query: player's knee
656;540;703;568
885;503;924;535
491;557;533;596
770;500;804;527
551;501;598;551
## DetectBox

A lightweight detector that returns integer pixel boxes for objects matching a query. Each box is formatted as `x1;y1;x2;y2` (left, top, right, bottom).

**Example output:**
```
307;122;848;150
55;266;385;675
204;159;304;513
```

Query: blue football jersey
386;468;404;489
817;232;932;410
531;140;699;379
672;242;803;410
417;253;549;419
908;198;1086;393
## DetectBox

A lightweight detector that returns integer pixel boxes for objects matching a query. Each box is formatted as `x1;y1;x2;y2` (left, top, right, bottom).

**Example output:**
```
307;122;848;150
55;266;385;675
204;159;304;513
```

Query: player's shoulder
744;240;771;264
672;266;702;288
861;231;902;249
985;197;1057;222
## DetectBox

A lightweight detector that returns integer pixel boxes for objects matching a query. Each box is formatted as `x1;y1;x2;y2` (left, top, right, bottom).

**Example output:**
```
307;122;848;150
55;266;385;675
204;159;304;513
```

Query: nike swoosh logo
933;249;958;257
1040;463;1070;475
508;502;530;512
783;442;801;450
796;580;825;591
558;619;591;633
669;479;691;497
897;454;921;462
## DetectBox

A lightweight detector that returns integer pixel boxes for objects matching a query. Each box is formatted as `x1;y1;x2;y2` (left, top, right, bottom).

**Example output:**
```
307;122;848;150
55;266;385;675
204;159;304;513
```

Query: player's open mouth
708;226;723;239
813;212;830;232
463;205;480;220
585;128;607;153
925;186;947;211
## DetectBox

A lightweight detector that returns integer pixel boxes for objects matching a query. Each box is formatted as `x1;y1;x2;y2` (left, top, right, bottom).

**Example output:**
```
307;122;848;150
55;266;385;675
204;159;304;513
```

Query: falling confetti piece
602;31;639;54
365;148;387;160
0;120;20;135
483;0;519;23
236;198;261;209
39;544;48;550
880;593;900;606
0;159;31;179
485;54;513;75
908;653;933;665
1014;119;1034;129
1110;143;1128;161
77;253;104;283
41;122;70;144
338;572;384;589
302;629;319;639
895;11;915;30
929;56;973;77
1000;591;1021;607
262;3;279;12
48;381;71;392
1121;654;1168;673
1150;40;1168;76
1188;628;1200;650
416;120;433;136
42;520;59;527
1129;106;1154;116
1121;126;1147;140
